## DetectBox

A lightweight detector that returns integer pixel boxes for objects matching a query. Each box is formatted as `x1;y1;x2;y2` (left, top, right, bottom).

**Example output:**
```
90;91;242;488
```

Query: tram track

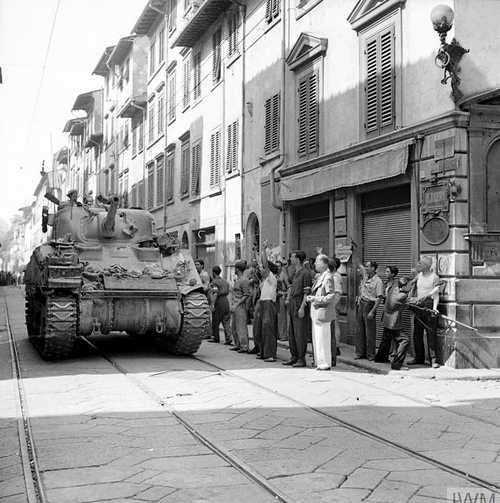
4;299;46;503
6;285;500;501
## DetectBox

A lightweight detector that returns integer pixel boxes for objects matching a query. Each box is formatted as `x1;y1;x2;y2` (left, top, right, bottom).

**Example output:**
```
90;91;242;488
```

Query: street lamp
430;4;469;102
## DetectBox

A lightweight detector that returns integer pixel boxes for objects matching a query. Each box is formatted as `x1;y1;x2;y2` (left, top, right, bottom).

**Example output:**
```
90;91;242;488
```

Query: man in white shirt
408;256;441;368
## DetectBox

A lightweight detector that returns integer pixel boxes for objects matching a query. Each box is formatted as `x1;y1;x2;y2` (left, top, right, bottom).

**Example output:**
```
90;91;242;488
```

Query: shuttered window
149;37;156;75
157;93;164;135
147;163;155;209
166;151;174;202
264;92;280;155
212;29;222;83
132;126;137;156
148;102;155;143
193;52;201;100
297;70;319;158
210;129;221;187
191;140;201;196
168;70;176;122
228;10;240;56
138;120;144;152
168;0;177;33
226;120;239;174
158;27;165;63
156;156;164;206
364;26;395;135
181;138;190;196
183;56;191;109
265;0;280;23
138;180;145;208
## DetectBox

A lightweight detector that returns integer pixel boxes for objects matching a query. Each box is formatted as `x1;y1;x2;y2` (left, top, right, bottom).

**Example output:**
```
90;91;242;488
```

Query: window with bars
168;70;176;122
210;129;221;188
228;11;240;57
193;52;201;100
181;137;190;196
364;25;395;136
264;92;280;155
158;27;165;63
168;0;177;32
226;120;239;174
156;156;165;206
147;163;155;209
158;93;165;135
148;102;155;143
212;29;222;83
183;56;191;109
297;70;319;158
191;140;201;196
265;0;280;23
150;37;156;75
166;151;175;202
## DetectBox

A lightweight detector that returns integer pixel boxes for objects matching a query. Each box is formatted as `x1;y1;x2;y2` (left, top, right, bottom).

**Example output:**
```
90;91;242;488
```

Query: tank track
32;294;78;360
165;291;210;355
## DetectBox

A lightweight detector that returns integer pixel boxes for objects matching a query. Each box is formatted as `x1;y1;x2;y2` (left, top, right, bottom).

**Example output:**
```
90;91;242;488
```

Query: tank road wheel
165;291;210;355
33;295;79;360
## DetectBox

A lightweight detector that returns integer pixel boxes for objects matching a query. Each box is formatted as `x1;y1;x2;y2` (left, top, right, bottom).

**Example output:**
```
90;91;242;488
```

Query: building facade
243;0;500;368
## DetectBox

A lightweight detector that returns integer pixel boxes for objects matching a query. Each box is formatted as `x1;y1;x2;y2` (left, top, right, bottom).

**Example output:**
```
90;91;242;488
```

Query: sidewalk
244;326;500;381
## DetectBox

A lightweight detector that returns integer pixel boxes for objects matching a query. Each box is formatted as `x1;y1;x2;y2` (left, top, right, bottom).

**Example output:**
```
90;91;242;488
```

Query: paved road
1;287;499;503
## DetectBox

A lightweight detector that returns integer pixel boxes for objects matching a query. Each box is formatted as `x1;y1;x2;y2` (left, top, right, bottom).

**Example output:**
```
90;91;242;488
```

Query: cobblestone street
1;286;499;503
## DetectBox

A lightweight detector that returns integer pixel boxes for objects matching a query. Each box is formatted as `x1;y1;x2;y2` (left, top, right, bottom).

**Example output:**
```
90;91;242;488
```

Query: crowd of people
194;246;442;372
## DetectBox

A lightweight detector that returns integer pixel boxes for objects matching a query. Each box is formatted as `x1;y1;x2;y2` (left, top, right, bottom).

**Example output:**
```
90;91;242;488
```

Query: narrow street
1;286;499;503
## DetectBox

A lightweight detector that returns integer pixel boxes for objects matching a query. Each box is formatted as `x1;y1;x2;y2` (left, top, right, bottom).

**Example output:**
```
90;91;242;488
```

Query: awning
117;96;147;118
280;139;414;201
107;37;135;66
172;0;233;48
93;46;115;76
132;0;167;35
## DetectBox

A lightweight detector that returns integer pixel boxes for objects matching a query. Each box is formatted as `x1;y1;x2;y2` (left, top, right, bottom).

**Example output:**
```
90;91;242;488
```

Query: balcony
172;0;234;47
72;90;104;146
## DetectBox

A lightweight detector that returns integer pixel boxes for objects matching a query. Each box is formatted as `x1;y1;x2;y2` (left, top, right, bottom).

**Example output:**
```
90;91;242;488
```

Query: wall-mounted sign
422;216;450;245
421;183;450;216
335;244;352;263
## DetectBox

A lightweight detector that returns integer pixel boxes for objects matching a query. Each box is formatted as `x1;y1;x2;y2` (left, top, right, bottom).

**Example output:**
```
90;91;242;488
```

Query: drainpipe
269;0;288;258
162;9;169;233
231;0;246;258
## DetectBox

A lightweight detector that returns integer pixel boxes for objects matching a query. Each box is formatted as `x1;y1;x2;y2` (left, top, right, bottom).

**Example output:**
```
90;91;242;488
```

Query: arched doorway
181;231;189;249
246;213;260;260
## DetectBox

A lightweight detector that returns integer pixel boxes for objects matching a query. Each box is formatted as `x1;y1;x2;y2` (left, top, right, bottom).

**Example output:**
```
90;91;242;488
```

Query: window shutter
147;163;155;209
380;28;395;129
210;130;221;187
193;53;201;100
226;123;233;173
166;153;174;202
156;157;164;206
265;0;272;22
264;97;272;154
183;57;191;108
168;71;176;121
191;141;201;196
297;77;308;157
181;140;190;195
364;26;395;135
307;72;319;155
265;93;280;155
232;120;238;172
272;0;280;18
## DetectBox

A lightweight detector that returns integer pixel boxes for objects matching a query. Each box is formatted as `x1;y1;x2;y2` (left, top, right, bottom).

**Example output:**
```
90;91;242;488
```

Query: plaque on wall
422;216;450;245
421;183;450;216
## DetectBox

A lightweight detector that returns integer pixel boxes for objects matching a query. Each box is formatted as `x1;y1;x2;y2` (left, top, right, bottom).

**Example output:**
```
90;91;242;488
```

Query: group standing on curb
194;245;443;372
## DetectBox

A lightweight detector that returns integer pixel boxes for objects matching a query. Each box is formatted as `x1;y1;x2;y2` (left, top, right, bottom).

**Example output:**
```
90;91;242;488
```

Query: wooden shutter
166;153;174;202
297;71;319;158
265;93;280;155
168;71;176;121
364;26;395;135
193;53;201;100
191;141;201;196
147;163;155;209
265;0;272;21
181;140;190;195
212;29;221;82
226;120;239;173
272;0;280;18
156;156;164;205
183;57;191;108
210;130;221;187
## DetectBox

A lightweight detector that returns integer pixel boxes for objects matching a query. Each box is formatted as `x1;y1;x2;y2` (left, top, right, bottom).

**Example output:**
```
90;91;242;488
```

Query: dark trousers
253;300;277;359
356;299;376;359
212;298;231;343
289;298;308;362
375;328;409;369
413;299;438;363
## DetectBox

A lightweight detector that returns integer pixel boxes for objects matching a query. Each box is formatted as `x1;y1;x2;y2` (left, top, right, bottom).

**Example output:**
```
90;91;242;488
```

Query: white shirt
260;272;277;302
416;272;440;300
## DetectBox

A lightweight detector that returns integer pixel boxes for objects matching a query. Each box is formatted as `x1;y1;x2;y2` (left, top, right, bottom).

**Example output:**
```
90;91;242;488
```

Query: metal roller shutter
362;206;412;346
299;219;329;259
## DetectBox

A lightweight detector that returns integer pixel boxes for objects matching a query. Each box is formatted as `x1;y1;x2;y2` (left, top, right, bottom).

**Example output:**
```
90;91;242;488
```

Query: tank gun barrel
102;196;120;234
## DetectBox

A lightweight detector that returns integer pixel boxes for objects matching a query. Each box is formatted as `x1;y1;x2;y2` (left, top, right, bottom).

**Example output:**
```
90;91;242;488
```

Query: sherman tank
24;192;210;360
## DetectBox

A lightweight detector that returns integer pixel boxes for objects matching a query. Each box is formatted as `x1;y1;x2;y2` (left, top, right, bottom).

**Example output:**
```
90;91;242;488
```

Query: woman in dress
307;254;342;370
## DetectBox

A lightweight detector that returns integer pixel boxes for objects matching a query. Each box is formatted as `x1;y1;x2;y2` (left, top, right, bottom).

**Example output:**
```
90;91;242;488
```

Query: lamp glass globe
430;4;454;31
